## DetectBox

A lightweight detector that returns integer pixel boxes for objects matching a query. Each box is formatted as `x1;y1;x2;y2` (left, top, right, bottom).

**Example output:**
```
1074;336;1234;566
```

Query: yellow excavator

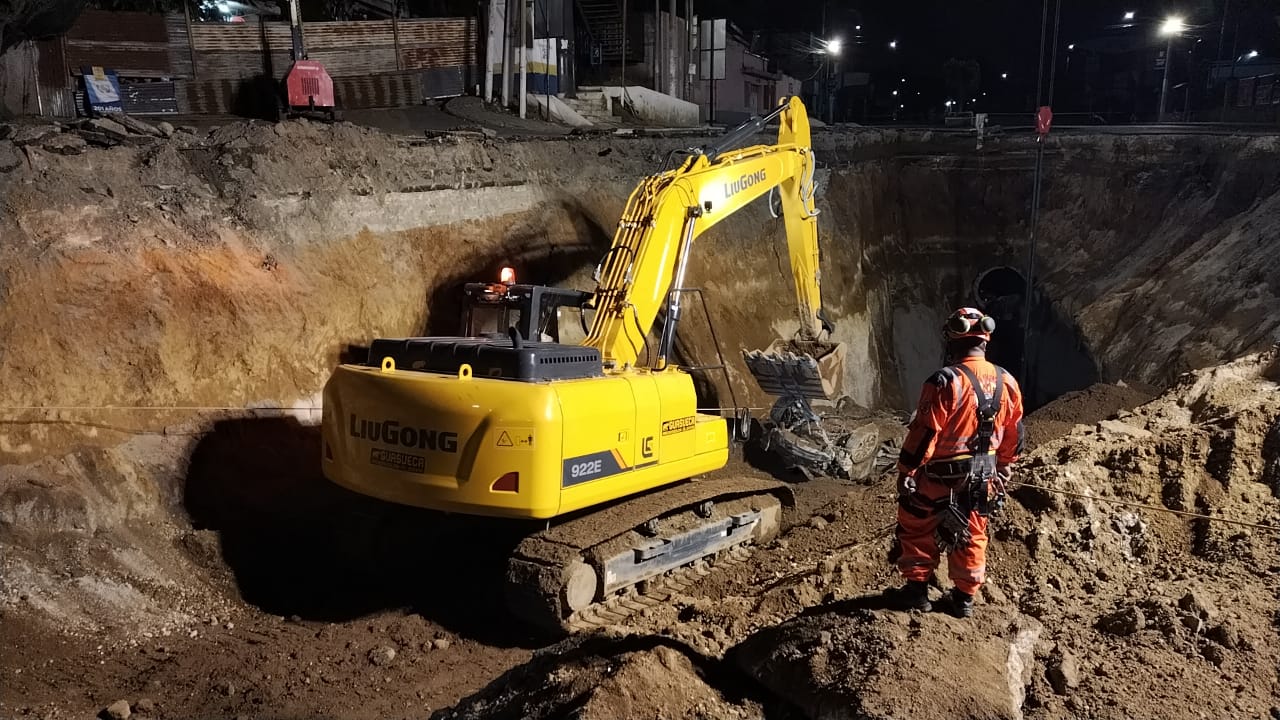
320;96;845;632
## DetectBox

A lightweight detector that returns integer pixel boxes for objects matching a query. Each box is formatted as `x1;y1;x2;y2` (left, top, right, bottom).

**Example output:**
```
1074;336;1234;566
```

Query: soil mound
436;635;762;720
734;604;1042;720
997;347;1280;718
1024;381;1157;449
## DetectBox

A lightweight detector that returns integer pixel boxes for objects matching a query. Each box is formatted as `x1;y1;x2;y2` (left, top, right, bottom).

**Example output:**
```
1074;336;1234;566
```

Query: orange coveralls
894;356;1024;595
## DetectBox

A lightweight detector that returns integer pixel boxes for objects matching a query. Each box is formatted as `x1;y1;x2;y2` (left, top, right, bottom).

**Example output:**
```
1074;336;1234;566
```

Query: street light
1159;15;1186;36
812;38;842;125
1158;16;1186;122
1067;43;1075;50
1245;50;1259;60
891;89;898;96
888;40;897;50
1123;11;1136;21
1001;72;1009;79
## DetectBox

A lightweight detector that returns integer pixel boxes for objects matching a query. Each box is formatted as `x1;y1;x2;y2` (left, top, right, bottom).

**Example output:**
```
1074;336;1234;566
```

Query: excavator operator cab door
462;282;593;344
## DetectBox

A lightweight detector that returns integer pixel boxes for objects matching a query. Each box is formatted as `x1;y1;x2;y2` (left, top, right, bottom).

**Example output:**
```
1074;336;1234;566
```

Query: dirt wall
2;121;1278;640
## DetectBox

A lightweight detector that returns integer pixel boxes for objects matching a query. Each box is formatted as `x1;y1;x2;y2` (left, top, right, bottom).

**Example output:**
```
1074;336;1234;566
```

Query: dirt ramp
733;603;1042;720
435;635;764;720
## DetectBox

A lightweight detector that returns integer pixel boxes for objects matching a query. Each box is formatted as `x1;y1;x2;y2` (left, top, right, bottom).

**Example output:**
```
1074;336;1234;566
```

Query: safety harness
899;363;1006;553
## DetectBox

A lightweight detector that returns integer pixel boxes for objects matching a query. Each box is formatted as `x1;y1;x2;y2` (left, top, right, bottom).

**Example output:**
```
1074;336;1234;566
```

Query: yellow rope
1014;480;1280;535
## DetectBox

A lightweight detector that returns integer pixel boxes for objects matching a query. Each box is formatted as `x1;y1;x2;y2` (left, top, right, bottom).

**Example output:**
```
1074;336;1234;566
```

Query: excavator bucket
743;339;847;401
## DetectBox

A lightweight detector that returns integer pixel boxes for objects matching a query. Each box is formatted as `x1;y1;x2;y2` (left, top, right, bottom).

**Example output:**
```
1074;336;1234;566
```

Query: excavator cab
462;271;593;344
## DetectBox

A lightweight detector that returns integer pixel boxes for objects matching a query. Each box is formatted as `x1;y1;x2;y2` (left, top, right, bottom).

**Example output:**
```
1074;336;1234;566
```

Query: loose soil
2;118;1278;720
1024;381;1158;450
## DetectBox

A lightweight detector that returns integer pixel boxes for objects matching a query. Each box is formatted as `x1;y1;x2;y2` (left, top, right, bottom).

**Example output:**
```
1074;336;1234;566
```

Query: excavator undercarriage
505;476;791;633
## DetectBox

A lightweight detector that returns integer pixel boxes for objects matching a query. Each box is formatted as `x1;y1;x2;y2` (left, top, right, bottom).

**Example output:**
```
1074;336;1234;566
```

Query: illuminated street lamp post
824;37;841;124
1158;16;1186;122
806;35;841;124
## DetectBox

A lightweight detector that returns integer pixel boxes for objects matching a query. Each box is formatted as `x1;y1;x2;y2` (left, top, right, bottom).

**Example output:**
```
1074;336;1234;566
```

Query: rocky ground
2;116;1279;719
4;350;1277;720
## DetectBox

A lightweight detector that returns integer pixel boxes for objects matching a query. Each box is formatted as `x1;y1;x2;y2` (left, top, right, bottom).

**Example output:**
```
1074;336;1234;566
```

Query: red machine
283;60;338;120
276;0;340;122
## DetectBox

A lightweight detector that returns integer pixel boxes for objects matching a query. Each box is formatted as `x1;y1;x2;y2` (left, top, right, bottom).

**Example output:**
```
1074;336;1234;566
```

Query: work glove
989;465;1013;515
993;465;1013;496
896;472;917;498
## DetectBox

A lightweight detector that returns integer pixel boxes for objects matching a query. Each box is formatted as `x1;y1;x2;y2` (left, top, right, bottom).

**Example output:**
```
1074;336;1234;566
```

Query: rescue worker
890;307;1024;618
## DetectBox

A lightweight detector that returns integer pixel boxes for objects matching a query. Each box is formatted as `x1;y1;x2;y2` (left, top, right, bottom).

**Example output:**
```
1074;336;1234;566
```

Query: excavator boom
582;96;844;399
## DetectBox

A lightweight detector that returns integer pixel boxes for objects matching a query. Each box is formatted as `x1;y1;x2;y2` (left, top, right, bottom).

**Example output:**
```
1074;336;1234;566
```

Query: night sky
695;0;1276;111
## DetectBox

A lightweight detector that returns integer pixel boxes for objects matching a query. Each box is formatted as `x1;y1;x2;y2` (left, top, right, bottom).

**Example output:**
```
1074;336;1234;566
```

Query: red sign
1036;106;1053;136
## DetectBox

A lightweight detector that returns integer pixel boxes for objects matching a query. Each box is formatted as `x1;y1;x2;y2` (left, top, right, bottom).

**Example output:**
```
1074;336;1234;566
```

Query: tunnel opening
973;265;1029;382
969;266;1101;412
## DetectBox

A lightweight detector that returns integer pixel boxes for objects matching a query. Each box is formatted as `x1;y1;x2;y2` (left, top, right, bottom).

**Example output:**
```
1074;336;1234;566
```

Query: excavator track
505;476;794;635
563;544;755;632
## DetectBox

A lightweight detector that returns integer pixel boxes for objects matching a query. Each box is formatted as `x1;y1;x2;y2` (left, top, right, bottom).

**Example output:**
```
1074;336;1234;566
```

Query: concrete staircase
562;87;620;126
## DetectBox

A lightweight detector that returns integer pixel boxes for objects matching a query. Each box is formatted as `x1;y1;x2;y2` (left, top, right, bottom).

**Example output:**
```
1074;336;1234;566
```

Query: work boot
944;589;974;619
893;580;932;612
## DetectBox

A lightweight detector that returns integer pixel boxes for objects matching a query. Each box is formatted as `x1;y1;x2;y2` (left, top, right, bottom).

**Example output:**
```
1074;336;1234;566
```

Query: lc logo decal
642;436;655;459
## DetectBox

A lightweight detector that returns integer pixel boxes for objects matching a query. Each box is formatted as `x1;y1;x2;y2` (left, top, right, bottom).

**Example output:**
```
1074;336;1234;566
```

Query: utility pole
1216;0;1230;62
501;0;513;107
483;0;494;102
1183;41;1193;119
1158;33;1174;122
826;54;836;124
654;0;661;92
620;0;628;87
686;0;694;101
1221;6;1239;120
668;0;676;97
820;2;826;121
810;31;820;119
518;0;528;117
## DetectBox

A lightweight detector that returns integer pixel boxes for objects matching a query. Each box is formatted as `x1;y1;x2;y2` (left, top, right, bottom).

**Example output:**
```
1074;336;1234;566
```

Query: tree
943;57;980;112
2;0;89;54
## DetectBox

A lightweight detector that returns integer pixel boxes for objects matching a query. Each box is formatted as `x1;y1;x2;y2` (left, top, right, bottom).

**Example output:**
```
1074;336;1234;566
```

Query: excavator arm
582;96;842;398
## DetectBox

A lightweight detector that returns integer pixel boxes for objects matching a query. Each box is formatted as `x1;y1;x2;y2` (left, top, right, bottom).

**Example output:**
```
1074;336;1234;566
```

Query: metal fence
21;9;479;118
